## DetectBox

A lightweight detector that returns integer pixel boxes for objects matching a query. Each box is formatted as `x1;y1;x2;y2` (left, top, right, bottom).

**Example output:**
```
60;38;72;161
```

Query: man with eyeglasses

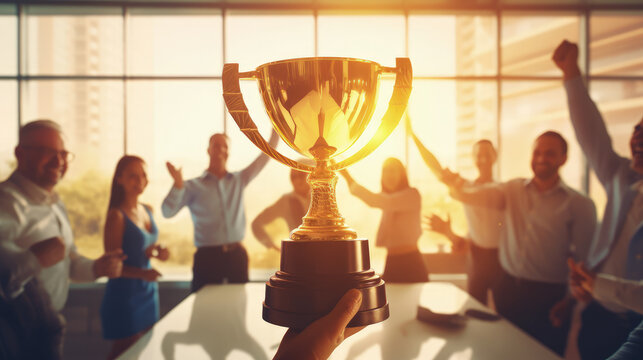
0;120;125;313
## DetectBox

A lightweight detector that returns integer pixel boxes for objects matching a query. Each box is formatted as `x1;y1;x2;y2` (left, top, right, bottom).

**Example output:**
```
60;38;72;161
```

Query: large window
2;2;642;278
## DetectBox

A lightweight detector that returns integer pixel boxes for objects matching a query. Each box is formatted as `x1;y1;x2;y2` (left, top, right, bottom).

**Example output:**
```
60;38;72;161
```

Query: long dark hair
381;157;410;193
108;155;145;210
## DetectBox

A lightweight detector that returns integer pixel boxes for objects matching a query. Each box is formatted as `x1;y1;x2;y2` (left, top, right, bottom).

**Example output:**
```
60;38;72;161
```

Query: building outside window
1;1;642;279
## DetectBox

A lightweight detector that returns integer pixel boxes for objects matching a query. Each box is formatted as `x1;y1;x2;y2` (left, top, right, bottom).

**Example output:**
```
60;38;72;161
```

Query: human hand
440;168;465;189
141;268;162;282
552;40;581;80
425;214;453;238
549;297;575;328
94;249;127;278
166;161;184;189
273;289;365;360
145;244;170;261
29;237;66;268
568;258;595;302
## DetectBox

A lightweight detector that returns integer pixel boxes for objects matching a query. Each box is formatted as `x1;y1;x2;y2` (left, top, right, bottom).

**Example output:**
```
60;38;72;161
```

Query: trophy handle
222;63;315;173
328;58;412;171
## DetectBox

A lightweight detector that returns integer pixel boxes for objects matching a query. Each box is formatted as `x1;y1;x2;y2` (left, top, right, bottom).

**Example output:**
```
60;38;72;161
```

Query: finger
324;289;363;335
344;326;365;339
567;257;576;270
280;328;300;344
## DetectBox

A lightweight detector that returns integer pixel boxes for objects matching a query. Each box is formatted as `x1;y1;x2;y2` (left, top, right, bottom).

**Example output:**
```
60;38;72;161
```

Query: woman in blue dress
100;155;170;359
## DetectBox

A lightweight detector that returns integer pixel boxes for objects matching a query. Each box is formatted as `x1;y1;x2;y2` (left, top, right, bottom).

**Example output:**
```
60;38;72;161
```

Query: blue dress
100;207;160;340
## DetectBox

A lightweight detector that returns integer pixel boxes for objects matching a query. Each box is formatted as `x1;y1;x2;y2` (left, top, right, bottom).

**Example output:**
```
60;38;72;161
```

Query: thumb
567;257;576;270
323;289;363;335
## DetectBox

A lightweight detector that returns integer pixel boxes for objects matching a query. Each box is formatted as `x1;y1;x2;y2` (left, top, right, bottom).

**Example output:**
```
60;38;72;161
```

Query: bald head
15;120;68;191
19;119;62;146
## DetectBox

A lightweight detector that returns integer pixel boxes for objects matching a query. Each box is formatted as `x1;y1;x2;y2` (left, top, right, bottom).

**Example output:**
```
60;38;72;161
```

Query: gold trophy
223;57;412;329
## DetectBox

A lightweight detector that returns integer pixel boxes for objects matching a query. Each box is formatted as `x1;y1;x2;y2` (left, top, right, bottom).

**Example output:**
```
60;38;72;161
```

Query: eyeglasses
21;145;76;163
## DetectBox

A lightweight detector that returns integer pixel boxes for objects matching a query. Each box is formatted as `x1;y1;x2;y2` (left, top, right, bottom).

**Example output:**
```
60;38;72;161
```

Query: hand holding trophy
223;57;412;329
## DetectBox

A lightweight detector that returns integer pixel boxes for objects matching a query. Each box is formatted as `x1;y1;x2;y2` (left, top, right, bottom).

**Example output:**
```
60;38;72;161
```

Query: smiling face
473;141;496;176
116;159;148;197
208;134;229;169
531;135;567;181
631;117;643;174
15;127;69;191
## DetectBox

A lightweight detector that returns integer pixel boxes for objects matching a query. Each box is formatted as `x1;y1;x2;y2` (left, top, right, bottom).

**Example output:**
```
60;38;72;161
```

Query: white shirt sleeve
0;191;42;299
594;273;643;315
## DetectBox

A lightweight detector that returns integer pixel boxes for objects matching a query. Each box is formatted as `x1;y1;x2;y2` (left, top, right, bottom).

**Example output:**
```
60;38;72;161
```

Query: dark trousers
467;243;502;305
578;301;643;360
607;320;643;360
0;278;64;360
191;243;249;293
383;248;429;283
493;270;569;356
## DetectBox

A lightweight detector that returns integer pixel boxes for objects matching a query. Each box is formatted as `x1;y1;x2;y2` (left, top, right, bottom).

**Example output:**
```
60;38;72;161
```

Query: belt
210;242;242;253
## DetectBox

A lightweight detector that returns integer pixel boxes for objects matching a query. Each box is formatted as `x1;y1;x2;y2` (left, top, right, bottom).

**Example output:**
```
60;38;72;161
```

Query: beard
532;163;557;180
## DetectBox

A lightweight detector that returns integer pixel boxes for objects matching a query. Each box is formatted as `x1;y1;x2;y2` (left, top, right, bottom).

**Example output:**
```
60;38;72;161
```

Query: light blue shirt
564;77;643;269
453;178;597;284
161;152;273;248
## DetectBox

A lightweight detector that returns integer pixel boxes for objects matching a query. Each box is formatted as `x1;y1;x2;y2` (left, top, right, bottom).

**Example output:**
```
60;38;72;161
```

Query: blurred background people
442;131;596;356
340;158;428;283
554;39;643;360
100;155;170;359
252;168;311;251
409;119;503;306
162;131;279;291
0;119;124;312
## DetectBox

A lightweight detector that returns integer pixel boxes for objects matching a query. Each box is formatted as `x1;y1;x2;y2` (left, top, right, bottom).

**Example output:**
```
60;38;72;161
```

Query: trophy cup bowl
223;57;412;329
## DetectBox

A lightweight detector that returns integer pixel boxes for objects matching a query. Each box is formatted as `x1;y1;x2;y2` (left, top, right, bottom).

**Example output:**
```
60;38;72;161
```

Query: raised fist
552;40;581;79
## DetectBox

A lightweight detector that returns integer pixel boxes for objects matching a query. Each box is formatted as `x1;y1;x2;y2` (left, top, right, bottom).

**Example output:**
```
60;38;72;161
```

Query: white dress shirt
463;180;504;249
594;274;643;315
454;178;597;284
0;172;95;311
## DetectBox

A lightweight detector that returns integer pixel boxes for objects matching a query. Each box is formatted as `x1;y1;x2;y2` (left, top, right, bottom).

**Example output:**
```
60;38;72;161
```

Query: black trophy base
263;238;389;330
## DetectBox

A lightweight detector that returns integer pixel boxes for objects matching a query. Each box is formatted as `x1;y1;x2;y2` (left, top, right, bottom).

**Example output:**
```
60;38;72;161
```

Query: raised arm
161;161;192;218
448;181;507;210
340;169;420;211
407;116;444;179
241;130;280;186
553;40;622;185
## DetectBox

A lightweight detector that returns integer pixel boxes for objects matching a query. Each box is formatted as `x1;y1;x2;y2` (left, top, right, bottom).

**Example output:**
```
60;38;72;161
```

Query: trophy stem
290;161;357;241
